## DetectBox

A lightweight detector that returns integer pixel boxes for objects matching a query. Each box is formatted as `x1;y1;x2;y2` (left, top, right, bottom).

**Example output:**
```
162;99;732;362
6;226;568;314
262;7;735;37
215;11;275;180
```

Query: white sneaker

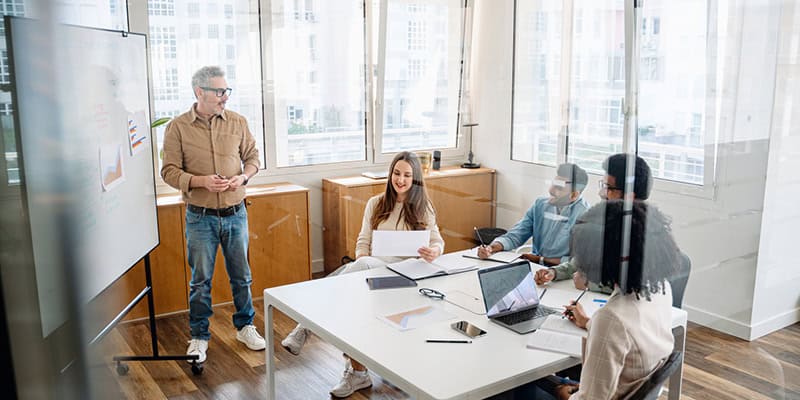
330;367;372;398
281;324;309;355
186;338;208;364
236;324;266;351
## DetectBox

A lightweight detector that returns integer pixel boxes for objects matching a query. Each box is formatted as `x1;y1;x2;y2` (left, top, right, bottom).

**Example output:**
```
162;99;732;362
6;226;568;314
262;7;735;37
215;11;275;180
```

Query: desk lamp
461;122;480;169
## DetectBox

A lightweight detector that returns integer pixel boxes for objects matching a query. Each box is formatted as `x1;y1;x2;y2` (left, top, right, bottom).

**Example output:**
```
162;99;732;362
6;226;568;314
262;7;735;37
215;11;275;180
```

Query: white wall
751;0;800;339
469;0;799;340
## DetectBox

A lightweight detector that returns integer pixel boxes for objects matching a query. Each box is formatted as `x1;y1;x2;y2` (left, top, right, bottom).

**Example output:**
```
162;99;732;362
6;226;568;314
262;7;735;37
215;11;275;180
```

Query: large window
266;0;368;167
147;0;265;169
512;0;709;185
379;0;464;154
144;0;469;171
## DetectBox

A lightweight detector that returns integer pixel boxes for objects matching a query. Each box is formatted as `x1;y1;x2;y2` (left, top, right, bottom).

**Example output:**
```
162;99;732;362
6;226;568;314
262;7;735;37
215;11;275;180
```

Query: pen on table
426;339;472;344
539;288;548;300
563;289;588;319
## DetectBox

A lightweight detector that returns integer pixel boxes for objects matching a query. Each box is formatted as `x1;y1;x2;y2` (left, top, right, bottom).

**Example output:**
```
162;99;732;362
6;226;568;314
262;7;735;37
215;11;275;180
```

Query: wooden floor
91;301;800;400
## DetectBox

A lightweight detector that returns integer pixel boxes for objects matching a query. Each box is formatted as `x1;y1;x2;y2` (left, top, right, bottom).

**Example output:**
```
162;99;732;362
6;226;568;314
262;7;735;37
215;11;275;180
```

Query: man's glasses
419;288;445;300
200;87;233;97
598;179;621;191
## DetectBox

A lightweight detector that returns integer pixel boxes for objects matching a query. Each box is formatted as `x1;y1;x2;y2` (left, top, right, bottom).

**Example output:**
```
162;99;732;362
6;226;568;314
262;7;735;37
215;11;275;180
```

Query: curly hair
570;200;680;300
370;152;433;230
602;154;653;200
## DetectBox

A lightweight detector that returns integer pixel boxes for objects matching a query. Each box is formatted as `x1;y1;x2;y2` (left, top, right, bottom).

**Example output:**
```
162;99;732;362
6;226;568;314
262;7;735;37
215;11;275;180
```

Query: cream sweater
572;286;674;400
355;194;444;260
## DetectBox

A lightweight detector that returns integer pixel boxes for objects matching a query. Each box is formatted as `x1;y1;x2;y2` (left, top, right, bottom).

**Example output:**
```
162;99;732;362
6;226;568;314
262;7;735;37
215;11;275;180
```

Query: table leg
265;303;275;400
669;325;686;400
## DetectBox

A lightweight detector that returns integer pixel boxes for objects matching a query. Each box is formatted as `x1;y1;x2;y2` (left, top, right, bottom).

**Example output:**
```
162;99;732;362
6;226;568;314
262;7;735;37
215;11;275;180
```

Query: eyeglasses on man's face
419;288;445;300
598;179;621;191
200;87;233;97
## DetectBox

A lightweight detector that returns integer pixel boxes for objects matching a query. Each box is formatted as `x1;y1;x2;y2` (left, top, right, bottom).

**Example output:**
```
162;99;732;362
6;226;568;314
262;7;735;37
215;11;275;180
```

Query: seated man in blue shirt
478;163;589;266
535;153;653;293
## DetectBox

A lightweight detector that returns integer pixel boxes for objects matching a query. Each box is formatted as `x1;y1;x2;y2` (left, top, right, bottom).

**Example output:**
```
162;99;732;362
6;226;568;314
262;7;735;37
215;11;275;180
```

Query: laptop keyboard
496;306;560;326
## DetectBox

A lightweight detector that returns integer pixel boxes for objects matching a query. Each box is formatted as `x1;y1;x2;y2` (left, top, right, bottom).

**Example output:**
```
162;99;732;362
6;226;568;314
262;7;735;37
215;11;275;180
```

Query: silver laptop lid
478;260;540;318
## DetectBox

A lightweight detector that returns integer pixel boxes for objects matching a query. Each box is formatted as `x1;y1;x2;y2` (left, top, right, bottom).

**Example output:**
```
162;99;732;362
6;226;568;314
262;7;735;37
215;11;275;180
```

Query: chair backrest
627;351;684;400
668;252;691;309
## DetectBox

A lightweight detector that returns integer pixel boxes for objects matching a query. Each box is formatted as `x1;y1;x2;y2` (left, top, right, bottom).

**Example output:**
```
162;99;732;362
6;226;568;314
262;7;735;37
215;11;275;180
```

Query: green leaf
151;117;172;128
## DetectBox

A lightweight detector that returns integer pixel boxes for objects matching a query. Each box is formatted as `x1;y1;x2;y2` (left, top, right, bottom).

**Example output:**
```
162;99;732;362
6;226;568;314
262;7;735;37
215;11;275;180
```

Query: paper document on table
372;230;430;256
538;315;588;337
462;247;522;263
433;252;479;273
378;305;455;331
526;329;582;358
387;254;477;280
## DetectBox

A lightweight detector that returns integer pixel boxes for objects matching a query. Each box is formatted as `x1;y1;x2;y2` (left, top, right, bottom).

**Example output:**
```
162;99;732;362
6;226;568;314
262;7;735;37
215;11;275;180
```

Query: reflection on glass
511;0;563;165
270;0;368;167
381;0;462;153
637;0;707;185
566;0;626;172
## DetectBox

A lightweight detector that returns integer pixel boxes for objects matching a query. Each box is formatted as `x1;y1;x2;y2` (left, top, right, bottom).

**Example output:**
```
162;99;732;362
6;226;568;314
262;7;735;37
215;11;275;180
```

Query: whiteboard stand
89;255;203;375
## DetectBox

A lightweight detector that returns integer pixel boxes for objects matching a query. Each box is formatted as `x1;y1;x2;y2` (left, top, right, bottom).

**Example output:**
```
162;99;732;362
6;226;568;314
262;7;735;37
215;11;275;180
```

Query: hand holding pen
563;289;589;328
474;227;494;259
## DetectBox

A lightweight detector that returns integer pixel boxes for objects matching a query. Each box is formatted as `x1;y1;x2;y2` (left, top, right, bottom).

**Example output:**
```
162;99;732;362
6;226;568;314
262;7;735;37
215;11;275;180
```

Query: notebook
387;253;478;280
477;260;560;334
462;247;522;263
525;329;583;358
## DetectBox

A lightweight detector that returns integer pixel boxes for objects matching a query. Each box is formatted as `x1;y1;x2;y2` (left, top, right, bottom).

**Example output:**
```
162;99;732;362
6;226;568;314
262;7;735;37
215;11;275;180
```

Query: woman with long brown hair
281;151;444;398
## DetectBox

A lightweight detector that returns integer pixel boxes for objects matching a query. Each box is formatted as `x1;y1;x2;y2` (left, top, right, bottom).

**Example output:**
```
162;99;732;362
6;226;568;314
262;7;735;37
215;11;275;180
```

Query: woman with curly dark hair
502;200;681;400
552;200;680;400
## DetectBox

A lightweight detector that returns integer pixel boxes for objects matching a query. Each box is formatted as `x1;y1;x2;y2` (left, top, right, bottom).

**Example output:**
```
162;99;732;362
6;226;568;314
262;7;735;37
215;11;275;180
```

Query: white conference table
263;254;687;400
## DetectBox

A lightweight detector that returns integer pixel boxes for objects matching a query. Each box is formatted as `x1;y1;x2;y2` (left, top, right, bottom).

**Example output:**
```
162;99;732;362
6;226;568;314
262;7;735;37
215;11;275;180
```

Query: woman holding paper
499;200;680;400
282;151;444;398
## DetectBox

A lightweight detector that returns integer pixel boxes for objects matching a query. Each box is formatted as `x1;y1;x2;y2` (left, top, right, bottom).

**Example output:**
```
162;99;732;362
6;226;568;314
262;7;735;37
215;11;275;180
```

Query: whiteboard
8;18;158;337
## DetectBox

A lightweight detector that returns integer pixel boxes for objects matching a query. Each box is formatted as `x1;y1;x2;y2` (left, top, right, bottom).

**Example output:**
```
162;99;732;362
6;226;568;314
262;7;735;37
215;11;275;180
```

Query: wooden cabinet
201;184;312;304
98;183;311;321
322;167;496;274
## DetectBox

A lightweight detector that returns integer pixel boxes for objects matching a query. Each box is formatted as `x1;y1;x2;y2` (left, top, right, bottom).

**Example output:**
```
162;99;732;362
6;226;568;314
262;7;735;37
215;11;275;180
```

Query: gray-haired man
161;66;264;363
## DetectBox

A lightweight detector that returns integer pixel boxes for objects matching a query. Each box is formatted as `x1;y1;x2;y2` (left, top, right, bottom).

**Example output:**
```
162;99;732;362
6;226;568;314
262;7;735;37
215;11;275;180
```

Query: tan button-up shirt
160;104;260;208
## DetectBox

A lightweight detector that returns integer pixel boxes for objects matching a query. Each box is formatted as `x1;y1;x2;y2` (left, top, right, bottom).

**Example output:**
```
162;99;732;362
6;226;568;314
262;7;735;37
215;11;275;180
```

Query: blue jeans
185;203;254;340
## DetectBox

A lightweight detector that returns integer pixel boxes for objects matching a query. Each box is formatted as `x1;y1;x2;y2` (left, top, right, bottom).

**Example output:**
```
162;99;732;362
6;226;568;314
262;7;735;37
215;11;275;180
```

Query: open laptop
478;260;560;334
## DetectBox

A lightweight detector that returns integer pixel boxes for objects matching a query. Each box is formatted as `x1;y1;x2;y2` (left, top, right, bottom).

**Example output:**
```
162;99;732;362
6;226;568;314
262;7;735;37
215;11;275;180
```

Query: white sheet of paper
378;305;455;331
372;230;430;256
526;329;582;358
539;315;588;337
432;252;478;273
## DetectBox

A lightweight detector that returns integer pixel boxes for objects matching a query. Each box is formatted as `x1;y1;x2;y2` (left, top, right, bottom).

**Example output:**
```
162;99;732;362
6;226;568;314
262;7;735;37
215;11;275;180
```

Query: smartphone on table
451;320;487;338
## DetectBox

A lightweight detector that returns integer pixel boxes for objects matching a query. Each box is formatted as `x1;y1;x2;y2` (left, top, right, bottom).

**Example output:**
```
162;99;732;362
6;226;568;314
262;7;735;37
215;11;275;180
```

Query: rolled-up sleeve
495;201;538;250
160;122;192;192
239;119;260;171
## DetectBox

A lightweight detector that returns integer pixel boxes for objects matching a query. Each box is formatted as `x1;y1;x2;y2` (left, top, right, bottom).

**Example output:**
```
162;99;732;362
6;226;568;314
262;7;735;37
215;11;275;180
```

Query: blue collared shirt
494;196;590;263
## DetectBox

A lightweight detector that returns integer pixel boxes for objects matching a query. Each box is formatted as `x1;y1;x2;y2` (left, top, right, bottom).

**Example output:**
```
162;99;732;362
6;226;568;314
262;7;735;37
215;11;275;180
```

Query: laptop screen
478;261;540;318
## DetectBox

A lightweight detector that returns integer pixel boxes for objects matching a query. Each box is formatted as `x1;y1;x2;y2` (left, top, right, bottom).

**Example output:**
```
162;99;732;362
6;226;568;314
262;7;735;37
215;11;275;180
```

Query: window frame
510;0;717;199
372;0;471;165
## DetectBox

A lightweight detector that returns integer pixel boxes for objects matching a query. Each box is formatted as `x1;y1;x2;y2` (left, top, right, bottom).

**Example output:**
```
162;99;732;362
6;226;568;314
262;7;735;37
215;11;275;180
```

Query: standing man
161;66;264;363
535;153;653;292
478;163;589;266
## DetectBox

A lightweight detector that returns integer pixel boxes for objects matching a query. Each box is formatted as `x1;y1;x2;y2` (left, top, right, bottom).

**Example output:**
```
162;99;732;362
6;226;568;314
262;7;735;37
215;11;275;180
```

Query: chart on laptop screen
479;263;538;316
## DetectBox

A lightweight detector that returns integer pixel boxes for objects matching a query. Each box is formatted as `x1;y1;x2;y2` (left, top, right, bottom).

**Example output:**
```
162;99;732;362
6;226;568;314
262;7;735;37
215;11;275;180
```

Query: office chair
627;351;684;400
669;253;692;309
